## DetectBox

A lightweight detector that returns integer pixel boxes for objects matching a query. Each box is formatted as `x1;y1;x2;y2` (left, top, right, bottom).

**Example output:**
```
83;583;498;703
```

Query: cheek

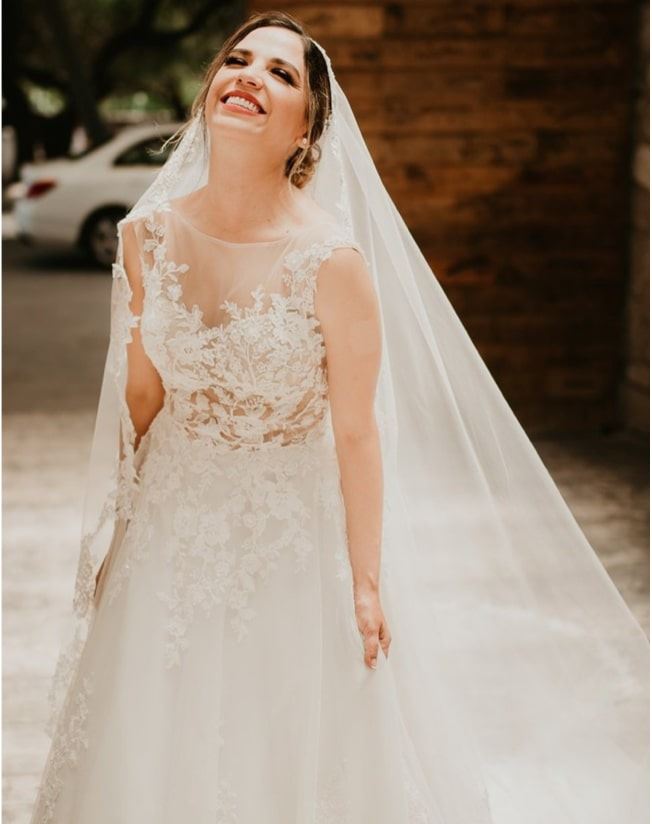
206;74;224;109
276;92;307;131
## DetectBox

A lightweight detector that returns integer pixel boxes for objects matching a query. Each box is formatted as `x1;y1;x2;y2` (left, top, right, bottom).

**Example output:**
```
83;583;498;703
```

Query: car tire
82;207;127;269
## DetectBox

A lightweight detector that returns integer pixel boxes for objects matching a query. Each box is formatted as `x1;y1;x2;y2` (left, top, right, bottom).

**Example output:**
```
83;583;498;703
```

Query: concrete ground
3;235;649;823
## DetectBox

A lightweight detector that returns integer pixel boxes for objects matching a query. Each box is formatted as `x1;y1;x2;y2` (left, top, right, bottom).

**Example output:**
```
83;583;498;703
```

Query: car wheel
83;208;126;268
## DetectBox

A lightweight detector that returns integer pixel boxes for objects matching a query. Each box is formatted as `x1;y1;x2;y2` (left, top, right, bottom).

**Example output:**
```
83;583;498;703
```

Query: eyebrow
228;48;301;81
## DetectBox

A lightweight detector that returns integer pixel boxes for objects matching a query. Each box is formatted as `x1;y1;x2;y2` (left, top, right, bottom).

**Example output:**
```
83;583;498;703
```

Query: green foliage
20;80;67;116
15;0;243;116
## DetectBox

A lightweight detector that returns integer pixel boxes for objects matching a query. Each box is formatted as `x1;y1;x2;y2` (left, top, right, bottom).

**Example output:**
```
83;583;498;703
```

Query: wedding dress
30;37;648;824
31;202;451;823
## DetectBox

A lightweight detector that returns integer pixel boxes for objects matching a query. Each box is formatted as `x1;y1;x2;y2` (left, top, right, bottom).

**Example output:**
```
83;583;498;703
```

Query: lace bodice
130;202;360;451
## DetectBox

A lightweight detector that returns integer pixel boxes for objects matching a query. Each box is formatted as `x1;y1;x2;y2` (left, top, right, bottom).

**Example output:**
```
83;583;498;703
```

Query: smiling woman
29;8;649;824
186;18;332;200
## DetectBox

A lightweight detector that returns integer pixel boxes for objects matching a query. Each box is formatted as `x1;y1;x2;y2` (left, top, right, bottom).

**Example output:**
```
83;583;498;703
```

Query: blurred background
3;1;649;821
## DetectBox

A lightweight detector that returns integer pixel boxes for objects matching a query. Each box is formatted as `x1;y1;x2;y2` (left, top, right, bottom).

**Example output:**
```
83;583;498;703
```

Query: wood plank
395;189;629;231
422;249;623;287
319;34;632;70
377;2;634;39
377;163;624;196
365;130;625;169
339;66;629;100
336;94;630;134
275;4;384;36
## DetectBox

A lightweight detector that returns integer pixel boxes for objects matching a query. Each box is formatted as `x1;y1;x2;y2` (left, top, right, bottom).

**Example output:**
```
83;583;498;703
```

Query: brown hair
162;11;331;189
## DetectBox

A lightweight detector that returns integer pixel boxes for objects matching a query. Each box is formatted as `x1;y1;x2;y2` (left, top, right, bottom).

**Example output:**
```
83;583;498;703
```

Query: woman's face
205;26;308;159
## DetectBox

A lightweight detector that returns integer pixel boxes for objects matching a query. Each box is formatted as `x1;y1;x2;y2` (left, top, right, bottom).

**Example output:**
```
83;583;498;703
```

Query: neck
201;139;299;233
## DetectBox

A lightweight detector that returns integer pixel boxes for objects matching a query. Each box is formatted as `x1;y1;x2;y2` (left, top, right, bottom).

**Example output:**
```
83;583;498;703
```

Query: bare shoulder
314;245;376;326
317;244;371;285
314;244;381;362
166;191;196;217
292;191;340;232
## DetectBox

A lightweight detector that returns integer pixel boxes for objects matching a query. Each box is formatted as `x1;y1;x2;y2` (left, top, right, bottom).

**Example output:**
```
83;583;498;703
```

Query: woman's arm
95;224;165;604
314;247;391;669
121;221;165;451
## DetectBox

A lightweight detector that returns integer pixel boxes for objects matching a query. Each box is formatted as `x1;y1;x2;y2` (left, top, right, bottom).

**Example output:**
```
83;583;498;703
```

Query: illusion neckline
165;203;317;247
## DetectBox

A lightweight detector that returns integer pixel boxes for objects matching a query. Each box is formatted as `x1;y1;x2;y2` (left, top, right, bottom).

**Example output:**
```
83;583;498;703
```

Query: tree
2;0;244;176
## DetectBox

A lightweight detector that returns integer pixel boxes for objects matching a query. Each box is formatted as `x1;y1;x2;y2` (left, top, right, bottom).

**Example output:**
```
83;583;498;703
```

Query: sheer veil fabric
45;37;649;822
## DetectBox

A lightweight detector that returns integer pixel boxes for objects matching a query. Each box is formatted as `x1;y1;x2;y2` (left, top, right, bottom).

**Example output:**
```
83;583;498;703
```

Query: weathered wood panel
249;0;640;433
621;0;649;433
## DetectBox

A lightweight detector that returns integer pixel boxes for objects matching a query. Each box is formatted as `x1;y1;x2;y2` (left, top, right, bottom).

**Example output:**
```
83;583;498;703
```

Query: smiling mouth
220;94;265;115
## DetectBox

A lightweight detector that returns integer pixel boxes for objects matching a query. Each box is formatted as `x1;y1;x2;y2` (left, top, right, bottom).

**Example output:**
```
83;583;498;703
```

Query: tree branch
92;0;230;98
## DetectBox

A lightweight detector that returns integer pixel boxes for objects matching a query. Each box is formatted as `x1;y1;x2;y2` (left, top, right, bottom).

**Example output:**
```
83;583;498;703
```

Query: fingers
361;620;392;670
364;633;379;669
378;620;392;658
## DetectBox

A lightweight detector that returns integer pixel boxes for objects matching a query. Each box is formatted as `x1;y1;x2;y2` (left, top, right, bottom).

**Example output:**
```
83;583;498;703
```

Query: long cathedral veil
46;34;649;822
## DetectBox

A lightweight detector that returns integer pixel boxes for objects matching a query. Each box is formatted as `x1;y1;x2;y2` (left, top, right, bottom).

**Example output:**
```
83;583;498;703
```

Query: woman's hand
354;585;392;669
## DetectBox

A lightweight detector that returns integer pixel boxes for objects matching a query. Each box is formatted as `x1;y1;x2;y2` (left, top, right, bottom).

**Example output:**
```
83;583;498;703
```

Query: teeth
224;95;261;113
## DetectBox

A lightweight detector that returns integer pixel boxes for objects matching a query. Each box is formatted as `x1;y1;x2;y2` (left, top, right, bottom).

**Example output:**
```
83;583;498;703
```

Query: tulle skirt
29;409;443;824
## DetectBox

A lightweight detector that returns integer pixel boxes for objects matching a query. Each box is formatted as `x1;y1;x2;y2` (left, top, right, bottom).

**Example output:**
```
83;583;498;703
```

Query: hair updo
166;11;332;189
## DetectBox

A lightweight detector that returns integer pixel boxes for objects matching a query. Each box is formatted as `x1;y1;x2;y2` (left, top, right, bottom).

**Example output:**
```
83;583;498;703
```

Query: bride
30;11;648;824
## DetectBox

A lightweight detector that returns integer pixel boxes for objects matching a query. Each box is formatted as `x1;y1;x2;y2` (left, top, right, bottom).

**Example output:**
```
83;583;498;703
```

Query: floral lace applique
106;428;350;670
32;674;94;823
215;778;239;824
313;753;433;823
45;204;365;739
102;208;361;665
401;753;432;823
316;448;351;581
104;507;154;608
137;205;356;451
211;715;240;823
314;758;352;823
153;428;326;666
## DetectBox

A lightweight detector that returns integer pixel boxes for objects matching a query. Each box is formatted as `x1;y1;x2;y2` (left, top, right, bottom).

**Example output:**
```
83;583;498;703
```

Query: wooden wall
248;1;641;434
622;0;649;434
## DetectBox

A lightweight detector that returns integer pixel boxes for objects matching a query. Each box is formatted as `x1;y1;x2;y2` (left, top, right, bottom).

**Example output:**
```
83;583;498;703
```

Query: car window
113;136;174;167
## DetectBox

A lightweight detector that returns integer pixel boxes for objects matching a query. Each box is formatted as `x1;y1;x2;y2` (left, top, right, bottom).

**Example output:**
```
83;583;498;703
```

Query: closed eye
224;55;295;86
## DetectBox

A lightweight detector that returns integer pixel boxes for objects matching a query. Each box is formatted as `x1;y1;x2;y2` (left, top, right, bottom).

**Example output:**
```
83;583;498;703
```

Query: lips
219;90;265;114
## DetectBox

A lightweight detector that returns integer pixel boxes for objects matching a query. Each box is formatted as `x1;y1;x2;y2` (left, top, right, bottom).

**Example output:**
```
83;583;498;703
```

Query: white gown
30;203;470;823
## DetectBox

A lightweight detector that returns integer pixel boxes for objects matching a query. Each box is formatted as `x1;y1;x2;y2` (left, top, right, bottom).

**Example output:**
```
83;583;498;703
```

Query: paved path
3;238;649;823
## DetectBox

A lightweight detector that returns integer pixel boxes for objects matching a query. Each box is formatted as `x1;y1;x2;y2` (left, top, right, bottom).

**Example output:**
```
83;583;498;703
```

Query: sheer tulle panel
161;211;297;331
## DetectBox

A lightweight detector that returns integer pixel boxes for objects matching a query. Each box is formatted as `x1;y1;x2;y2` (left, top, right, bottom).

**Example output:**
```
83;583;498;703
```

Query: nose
236;70;262;90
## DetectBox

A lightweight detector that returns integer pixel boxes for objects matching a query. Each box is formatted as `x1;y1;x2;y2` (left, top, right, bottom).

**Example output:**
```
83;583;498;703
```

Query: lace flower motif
32;674;94;823
104;207;362;666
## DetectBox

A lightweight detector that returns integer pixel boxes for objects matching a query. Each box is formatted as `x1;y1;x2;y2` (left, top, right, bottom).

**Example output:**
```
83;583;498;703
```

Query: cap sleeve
281;223;368;316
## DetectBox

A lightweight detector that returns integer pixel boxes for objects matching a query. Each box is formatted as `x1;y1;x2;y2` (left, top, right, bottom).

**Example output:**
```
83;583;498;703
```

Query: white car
12;121;183;267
